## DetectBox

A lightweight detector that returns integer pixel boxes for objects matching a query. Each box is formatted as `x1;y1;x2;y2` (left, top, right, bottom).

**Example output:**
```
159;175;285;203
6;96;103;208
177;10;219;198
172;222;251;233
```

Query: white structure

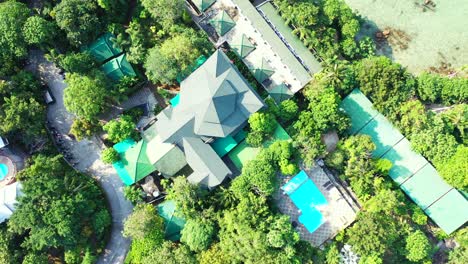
0;137;8;149
0;182;22;223
340;244;360;264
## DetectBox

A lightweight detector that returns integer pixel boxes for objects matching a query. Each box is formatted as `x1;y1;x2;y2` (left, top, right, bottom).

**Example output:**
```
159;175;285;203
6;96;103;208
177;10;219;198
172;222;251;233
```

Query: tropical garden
0;0;466;263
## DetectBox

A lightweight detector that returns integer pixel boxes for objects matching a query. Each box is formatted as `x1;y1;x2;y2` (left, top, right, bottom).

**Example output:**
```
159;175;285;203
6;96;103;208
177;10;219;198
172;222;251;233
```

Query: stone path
27;50;133;264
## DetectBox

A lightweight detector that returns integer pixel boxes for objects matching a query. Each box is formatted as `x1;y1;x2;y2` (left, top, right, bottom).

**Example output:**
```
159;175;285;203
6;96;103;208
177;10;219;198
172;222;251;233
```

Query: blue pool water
282;170;328;233
0;163;8;180
112;139;136;186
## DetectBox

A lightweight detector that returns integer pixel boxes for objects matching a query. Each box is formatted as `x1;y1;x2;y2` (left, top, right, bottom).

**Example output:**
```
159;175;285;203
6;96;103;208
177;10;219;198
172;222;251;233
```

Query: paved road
27;50;133;264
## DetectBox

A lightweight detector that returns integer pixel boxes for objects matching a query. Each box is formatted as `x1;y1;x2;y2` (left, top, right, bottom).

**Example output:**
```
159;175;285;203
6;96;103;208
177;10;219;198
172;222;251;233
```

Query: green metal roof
85;33;122;63
252;58;275;83
340;89;468;234
231;0;312;86
211;135;238;157
120;140;157;185
425;189;468;234
210;10;235;36
359;114;404;158
400;164;452;209
340;89;380;134
269;83;293;104
157;200;186;241
382;138;428;185
231;34;256;58
193;0;216;12
101;53;136;81
258;2;322;74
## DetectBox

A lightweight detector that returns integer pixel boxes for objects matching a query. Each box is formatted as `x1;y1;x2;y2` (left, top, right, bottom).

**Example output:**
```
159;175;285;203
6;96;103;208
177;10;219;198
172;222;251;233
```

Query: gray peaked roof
183;137;231;187
156;50;265;143
149;50;265;188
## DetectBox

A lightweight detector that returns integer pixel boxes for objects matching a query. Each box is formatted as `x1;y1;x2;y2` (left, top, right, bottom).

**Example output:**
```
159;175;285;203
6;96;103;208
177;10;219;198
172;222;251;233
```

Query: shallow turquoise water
0;163;8;180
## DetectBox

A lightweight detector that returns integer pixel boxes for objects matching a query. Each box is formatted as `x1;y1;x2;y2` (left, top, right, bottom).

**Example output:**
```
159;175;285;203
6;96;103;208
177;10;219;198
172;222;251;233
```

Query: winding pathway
27;50;133;264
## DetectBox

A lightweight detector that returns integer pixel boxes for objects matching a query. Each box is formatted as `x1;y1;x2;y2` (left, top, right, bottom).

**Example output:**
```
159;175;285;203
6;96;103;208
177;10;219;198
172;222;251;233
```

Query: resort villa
114;50;265;188
189;0;322;98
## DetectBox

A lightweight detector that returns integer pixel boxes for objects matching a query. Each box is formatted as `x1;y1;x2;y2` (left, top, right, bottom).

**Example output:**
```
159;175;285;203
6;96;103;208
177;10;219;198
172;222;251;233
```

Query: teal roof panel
425;189;468;234
340;89;380;134
359;114;404;158
401;164;452;210
382;138;429;185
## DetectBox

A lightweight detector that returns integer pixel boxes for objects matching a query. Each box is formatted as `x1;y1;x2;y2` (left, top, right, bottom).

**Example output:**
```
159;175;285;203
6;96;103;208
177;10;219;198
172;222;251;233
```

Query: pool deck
274;165;358;247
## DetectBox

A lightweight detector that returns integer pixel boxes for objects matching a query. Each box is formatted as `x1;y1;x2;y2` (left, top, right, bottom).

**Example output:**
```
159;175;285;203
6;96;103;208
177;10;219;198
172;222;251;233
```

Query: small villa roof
231;34;256;58
0;182;22;223
157;200;186;241
269;83;293;104
210;10;235;36
193;0;216;12
101;53;136;81
0;137;7;149
85;33;122;63
252;58;275;83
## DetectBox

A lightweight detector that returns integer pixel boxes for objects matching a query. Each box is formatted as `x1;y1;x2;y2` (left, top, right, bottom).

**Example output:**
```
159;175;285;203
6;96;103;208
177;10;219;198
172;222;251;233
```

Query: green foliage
103;115;138;143
0;96;46;145
245;131;264;147
249;112;277;135
101;147;120;164
124;185;144;205
64;71;109;120
275;0;367;59
303;86;349;133
8;155;110;259
123;204;164;241
97;0;130;23
234;156;277;197
411;205;428;226
165;177;208;219
58;52;97;74
277;99;299;122
405;230;431;262
324;243;341;264
69;118;100;141
318;59;357;96
181;218;215;252
23;253;49;264
417;72;468;105
411;128;458;165
22;16;56;46
141;0;186;29
0;0;29;75
395;100;429;136
438;146;468;191
141;241;196;264
354;56;416;117
145;27;212;84
53;0;103;46
441;104;467;143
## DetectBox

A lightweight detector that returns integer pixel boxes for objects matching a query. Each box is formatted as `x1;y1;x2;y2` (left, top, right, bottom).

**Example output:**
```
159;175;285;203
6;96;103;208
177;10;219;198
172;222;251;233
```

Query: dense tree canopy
145;27;212;84
64;71;109;120
22;16;56;46
103;115;138;143
354;56;416;117
53;0;103;46
181;218;216;252
0;0;30;75
8;155;110;260
141;0;185;28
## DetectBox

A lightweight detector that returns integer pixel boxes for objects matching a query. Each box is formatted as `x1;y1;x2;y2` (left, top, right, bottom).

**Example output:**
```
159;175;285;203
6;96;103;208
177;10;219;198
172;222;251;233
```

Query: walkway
26;50;133;264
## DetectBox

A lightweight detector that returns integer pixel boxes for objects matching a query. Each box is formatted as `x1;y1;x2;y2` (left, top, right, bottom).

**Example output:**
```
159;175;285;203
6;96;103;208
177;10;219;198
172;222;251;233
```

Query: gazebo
269;83;293;104
193;0;216;12
84;33;122;63
252;58;275;83
101;53;136;81
210;10;236;36
231;34;256;58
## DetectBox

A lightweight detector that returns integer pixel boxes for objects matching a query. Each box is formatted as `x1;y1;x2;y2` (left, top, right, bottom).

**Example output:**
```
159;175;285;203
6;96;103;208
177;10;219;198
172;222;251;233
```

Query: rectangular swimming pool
282;170;328;233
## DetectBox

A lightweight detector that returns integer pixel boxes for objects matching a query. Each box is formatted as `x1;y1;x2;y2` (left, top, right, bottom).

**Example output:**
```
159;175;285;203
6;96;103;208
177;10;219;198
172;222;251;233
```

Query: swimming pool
0;163;8;180
282;170;328;233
